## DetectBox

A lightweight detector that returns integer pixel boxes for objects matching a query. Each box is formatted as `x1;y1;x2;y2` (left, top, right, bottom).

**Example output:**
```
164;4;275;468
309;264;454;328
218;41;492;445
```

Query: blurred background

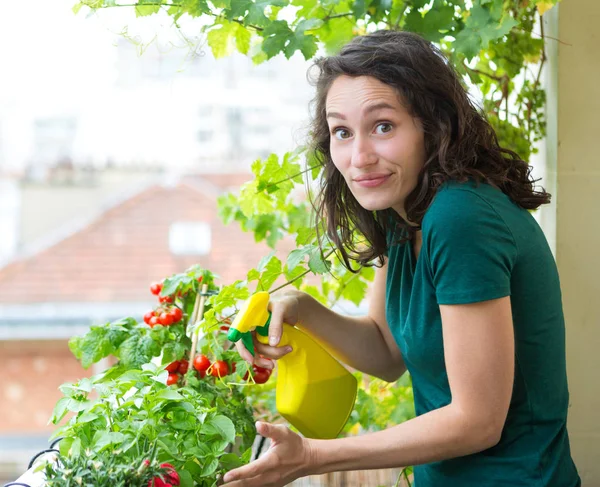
1;0;599;485
0;1;315;481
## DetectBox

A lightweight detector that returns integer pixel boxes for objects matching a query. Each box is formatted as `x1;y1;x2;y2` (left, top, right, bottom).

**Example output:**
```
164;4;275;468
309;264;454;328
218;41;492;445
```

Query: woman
222;30;581;486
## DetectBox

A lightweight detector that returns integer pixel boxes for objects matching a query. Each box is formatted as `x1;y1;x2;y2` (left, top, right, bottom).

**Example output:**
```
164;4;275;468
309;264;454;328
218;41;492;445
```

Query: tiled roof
0;175;295;304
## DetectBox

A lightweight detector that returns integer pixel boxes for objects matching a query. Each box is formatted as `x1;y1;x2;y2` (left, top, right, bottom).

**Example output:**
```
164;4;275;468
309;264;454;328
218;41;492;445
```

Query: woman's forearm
308;404;500;474
290;290;405;381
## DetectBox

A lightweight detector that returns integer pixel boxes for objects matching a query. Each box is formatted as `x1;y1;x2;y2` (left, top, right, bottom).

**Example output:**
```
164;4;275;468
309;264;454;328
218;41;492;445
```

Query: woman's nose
350;136;377;167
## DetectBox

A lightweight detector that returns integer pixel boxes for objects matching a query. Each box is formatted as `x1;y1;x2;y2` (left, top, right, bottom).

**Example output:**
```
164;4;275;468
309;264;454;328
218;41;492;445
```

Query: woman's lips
354;174;391;188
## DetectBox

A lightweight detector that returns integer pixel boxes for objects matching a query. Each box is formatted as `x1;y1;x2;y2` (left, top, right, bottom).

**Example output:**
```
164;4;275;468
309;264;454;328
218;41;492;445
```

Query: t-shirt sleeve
424;188;518;305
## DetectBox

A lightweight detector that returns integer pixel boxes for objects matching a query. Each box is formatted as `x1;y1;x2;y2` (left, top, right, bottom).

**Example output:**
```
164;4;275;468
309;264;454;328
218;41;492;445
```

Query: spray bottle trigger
241;332;255;356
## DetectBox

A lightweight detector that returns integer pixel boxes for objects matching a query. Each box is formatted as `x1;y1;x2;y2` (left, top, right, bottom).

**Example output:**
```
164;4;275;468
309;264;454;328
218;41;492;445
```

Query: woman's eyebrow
326;102;397;121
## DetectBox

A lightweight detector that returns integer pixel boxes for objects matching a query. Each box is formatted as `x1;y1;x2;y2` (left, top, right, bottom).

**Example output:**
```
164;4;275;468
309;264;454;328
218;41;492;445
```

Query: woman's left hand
222;421;314;487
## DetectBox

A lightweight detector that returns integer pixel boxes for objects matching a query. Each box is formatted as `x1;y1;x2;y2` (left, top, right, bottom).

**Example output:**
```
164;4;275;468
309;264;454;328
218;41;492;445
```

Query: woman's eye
333;128;351;140
375;123;393;134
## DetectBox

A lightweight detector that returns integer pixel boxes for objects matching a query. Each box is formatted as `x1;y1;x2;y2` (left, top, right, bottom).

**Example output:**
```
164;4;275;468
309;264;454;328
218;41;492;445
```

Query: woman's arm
309;296;515;472
222;297;514;487
264;258;406;382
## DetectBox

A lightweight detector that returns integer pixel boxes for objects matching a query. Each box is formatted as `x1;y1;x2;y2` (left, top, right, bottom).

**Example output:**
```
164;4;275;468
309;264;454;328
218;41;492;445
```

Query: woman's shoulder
425;180;509;221
421;179;517;238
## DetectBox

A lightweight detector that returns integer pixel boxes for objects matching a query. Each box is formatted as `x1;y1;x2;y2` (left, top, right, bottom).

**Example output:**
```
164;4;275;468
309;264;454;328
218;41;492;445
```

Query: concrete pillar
552;0;600;483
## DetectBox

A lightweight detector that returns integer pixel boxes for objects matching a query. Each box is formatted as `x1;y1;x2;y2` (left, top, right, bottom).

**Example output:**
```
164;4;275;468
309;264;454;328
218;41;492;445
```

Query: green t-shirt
385;180;581;486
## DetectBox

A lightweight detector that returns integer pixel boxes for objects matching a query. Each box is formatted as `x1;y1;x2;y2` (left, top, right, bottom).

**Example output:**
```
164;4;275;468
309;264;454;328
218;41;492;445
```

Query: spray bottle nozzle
226;292;272;356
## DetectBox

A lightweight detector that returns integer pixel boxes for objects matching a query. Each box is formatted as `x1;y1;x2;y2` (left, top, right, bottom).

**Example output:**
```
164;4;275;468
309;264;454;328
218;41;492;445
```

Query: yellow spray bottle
227;291;358;440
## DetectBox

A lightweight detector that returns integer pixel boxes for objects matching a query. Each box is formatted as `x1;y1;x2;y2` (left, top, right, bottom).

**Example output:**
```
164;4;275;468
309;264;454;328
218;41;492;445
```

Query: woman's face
325;75;426;219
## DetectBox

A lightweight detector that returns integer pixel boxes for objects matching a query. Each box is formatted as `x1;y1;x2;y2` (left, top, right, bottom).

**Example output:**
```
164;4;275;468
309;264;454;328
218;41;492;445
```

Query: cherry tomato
169;307;183;323
252;370;270;384
150;282;162;296
166;373;179;386
149;316;160;327
143;311;154;325
197;276;203;283
178;359;189;375
253;365;271;375
211;360;229;378
165;361;180;373
230;361;237;373
193;354;210;373
159;312;174;326
220;325;230;331
159;295;174;304
197;369;206;379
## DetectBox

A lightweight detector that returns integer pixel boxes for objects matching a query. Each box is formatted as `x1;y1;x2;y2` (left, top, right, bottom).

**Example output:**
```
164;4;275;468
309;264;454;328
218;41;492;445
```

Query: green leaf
204;414;236;443
341;275;368;306
117;333;160;369
247;0;288;28
135;4;161;16
283;263;307;289
234;23;252;54
200;457;219;477
154;389;185;401
92;431;125;451
178;469;195;487
308;249;331;274
259;255;282;290
50;397;71;424
287;245;313;271
219;453;245;469
207;21;236;59
261;20;292;59
453;28;482;61
296;227;316;246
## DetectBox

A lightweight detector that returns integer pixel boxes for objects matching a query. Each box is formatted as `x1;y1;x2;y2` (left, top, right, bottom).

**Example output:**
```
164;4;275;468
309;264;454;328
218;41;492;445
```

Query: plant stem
269;248;336;294
257;165;320;193
186;284;209;385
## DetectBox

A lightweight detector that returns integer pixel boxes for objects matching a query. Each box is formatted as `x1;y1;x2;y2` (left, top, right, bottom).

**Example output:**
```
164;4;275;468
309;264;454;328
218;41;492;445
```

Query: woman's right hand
233;292;301;370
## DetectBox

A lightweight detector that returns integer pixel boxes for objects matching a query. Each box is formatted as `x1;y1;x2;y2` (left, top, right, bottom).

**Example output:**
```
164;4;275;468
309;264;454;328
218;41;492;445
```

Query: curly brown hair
306;29;550;271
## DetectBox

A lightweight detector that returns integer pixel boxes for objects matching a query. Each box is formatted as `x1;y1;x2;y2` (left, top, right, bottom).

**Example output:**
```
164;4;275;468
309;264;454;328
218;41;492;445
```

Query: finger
222;473;282;487
267;300;285;346
235;340;254;364
250;336;275;368
256;421;290;442
254;340;293;360
222;451;274;483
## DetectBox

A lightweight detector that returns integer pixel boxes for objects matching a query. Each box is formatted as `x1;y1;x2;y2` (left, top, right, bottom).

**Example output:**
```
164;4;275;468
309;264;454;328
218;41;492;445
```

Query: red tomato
159;295;174;304
166;373;179;386
220;325;230;331
169;307;183;323
143;311;154;325
197;276;203;283
230;361;237;373
211;360;229;378
252;370;270;384
177;359;189;375
198;369;206;379
253;365;271;374
150;282;162;296
149;316;160;327
159;312;174;326
193;354;210;373
165;361;180;373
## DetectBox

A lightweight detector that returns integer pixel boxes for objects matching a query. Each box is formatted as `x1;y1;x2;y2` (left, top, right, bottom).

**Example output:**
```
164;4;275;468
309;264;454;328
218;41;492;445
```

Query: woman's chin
357;199;391;212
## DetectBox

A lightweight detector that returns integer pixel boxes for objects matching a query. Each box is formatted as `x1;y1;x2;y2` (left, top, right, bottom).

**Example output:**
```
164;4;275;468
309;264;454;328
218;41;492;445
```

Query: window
169;222;211;256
